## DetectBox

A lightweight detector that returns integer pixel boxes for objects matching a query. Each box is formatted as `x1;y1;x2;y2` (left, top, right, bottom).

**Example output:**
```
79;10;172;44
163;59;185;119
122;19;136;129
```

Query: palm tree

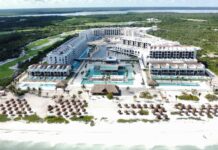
32;88;36;94
38;87;42;96
81;85;86;90
27;87;31;93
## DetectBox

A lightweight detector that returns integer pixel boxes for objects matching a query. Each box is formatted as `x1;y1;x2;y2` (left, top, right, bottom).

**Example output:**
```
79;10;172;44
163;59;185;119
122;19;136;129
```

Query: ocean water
0;141;218;150
1;7;218;17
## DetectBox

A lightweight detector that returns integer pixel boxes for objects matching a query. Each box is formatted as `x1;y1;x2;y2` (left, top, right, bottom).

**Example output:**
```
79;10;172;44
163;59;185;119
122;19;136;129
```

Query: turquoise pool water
158;82;199;87
86;66;128;76
81;65;133;85
18;83;56;90
81;80;133;85
72;47;89;71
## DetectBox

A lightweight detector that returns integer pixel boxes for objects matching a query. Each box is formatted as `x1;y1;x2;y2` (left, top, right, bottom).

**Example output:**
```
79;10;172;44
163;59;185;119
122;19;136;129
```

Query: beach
0;119;218;149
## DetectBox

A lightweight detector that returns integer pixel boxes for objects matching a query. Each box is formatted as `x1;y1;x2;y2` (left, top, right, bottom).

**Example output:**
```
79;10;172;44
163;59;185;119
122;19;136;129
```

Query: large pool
158;82;200;87
81;65;134;85
72;47;90;71
18;82;56;90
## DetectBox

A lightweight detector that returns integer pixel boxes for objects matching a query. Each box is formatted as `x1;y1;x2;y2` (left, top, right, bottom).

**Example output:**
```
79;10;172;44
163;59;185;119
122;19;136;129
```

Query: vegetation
177;93;199;101
117;119;139;123
8;84;28;96
205;94;218;101
139;91;153;99
70;116;94;123
0;114;11;122
0;34;77;87
0;12;218;86
22;114;43;123
138;109;149;115
14;116;22;121
117;119;159;123
44;116;69;124
106;92;114;100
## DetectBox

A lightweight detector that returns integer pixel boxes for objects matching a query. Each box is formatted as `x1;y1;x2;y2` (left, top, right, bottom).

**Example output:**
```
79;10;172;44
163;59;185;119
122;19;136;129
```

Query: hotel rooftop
28;64;71;72
150;62;205;70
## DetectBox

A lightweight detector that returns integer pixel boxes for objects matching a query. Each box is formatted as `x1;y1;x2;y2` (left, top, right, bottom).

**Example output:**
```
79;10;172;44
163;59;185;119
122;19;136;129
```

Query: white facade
47;33;91;65
46;27;207;78
28;64;72;77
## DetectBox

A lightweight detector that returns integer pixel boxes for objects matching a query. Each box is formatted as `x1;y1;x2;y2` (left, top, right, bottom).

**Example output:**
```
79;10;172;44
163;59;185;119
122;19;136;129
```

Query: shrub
205;94;218;101
44;116;69;124
8;84;28;96
117;119;159;123
106;92;113;100
0;114;10;122
138;109;149;115
117;119;139;123
177;93;199;101
70;116;94;123
139;91;153;99
141;119;159;123
14;116;22;121
22;114;43;123
0;77;13;87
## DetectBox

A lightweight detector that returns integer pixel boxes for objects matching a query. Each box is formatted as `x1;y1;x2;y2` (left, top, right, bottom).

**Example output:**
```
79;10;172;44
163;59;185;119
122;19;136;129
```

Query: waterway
1;8;218;17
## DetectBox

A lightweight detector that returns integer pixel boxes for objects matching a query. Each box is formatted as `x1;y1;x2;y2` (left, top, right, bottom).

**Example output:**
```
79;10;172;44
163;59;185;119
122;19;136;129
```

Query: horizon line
1;6;218;10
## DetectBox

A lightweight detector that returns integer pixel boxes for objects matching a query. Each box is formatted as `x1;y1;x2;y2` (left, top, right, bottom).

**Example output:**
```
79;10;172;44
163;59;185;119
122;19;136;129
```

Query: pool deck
71;61;144;88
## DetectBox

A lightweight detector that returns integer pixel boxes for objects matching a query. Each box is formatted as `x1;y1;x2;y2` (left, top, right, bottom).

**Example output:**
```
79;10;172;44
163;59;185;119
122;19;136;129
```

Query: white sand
1;90;218;148
0;120;218;148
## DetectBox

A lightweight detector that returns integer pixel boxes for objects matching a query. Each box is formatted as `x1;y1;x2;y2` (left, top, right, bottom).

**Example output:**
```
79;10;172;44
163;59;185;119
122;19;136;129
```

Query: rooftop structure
45;27;210;83
28;64;72;78
91;84;121;95
149;61;207;77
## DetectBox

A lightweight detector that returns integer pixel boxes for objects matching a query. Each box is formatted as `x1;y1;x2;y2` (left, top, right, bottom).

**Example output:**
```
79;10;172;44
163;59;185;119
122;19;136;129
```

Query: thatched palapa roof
56;80;68;89
91;84;120;95
148;80;159;86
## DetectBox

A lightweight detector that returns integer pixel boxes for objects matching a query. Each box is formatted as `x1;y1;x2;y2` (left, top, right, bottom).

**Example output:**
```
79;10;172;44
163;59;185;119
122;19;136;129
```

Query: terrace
81;64;134;85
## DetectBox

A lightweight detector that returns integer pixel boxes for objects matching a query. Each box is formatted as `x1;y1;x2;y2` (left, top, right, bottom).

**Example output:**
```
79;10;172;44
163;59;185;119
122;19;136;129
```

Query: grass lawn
0;45;50;78
0;30;77;79
26;38;50;50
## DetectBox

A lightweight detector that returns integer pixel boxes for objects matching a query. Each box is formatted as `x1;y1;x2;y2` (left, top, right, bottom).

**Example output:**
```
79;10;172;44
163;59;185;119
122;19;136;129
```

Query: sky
0;0;218;9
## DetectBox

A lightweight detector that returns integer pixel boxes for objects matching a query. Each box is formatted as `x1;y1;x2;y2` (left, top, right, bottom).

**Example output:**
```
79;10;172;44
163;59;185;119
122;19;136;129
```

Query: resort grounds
1;84;218;148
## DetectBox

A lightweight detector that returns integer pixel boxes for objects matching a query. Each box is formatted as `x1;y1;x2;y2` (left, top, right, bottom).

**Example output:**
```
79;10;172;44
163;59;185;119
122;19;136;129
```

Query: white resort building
42;26;211;83
28;64;72;78
46;35;89;65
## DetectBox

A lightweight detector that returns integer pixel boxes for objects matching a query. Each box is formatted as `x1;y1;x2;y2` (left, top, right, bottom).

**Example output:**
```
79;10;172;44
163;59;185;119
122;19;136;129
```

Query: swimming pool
158;82;200;87
18;82;56;90
81;80;133;85
82;65;134;85
72;47;90;71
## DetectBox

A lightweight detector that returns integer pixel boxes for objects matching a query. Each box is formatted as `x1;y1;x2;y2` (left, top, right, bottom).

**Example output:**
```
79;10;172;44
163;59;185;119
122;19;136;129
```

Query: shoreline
2;9;218;18
0;120;218;148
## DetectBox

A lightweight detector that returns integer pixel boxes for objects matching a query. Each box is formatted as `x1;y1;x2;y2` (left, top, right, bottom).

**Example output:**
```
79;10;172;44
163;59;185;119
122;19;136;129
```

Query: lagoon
1;7;218;17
